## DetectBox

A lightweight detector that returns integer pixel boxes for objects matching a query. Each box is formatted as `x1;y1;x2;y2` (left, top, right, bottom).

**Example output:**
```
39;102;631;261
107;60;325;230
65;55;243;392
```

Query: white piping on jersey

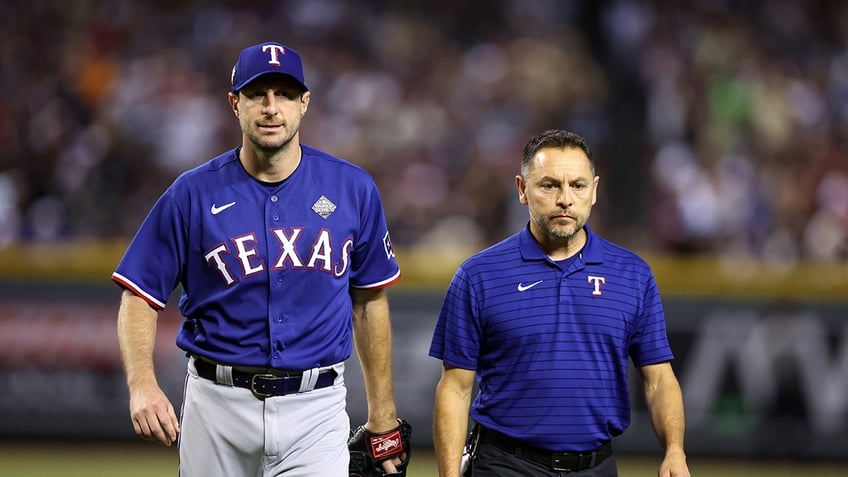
112;272;167;309
350;269;402;289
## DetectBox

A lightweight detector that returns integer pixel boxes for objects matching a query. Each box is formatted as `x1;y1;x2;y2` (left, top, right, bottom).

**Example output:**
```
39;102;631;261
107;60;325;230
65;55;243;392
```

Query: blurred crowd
0;0;846;263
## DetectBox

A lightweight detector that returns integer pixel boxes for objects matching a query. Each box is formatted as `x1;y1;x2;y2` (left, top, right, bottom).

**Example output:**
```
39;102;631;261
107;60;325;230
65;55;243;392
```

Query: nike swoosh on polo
517;280;543;291
211;201;237;215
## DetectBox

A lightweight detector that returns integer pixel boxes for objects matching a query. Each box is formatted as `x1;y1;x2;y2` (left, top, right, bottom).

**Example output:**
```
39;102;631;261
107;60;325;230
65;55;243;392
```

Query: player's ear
591;175;599;206
516;174;528;204
228;92;240;117
300;90;310;116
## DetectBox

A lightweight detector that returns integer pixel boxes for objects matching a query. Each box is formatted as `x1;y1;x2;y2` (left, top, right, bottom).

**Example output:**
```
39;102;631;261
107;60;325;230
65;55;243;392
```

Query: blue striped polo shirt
429;224;673;451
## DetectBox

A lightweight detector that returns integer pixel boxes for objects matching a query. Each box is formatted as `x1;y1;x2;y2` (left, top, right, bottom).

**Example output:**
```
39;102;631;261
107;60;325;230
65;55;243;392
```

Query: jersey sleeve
111;187;186;310
429;266;481;370
628;272;674;367
348;178;400;289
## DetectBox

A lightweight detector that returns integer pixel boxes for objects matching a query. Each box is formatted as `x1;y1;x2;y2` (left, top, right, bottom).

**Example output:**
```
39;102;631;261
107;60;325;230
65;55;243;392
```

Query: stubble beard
531;209;588;241
243;119;297;155
253;134;294;155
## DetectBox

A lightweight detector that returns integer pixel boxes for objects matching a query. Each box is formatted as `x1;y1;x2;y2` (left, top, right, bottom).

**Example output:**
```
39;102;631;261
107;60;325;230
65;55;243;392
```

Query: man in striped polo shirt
429;129;690;477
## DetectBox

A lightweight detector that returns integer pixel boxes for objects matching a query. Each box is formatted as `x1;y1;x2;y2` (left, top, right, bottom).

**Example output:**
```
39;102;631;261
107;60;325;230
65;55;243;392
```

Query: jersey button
270;195;279;203
275;314;283;323
272;213;280;221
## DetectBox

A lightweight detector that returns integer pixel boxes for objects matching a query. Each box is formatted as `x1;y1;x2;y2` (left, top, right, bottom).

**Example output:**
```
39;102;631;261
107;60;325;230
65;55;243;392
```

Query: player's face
517;146;599;246
230;75;310;153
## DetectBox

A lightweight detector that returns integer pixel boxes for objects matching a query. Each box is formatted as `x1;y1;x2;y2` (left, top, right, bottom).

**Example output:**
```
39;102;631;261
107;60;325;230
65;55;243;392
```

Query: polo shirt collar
518;223;604;264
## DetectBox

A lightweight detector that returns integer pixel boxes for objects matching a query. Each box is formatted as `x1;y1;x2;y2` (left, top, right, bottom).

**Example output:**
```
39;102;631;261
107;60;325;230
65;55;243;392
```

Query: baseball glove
348;418;412;477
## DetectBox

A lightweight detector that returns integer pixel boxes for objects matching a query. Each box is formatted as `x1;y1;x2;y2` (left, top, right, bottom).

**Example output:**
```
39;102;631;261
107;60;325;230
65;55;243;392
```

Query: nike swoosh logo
517;280;543;292
211;201;237;215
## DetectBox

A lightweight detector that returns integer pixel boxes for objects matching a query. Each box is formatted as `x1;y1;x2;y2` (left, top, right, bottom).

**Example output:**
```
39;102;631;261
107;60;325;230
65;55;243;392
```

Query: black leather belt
193;358;336;399
480;427;612;472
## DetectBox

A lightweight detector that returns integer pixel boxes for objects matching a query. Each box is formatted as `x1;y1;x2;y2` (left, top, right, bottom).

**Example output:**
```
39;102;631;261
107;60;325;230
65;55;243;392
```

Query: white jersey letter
307;229;333;272
232;234;265;277
205;243;237;286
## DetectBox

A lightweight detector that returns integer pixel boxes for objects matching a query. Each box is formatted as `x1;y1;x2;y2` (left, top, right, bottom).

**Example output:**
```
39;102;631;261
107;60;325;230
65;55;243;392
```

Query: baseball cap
230;42;308;92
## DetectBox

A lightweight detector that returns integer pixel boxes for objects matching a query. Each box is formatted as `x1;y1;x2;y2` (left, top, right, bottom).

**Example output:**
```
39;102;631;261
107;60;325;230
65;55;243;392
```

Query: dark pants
470;440;618;477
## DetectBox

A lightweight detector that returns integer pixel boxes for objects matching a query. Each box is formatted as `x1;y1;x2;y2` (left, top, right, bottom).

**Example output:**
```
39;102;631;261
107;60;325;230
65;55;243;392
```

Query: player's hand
349;418;412;476
367;419;407;475
128;382;180;446
658;451;689;477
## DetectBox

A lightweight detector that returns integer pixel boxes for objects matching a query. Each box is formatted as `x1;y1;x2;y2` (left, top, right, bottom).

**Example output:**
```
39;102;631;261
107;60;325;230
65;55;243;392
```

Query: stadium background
1;0;847;475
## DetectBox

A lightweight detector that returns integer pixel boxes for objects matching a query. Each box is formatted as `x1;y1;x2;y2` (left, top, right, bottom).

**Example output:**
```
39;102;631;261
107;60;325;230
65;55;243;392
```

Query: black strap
193;358;336;399
479;427;612;472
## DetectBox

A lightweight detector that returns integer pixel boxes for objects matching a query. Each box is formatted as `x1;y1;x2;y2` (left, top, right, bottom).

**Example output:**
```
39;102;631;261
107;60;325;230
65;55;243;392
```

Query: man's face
517;146;599;243
229;75;310;153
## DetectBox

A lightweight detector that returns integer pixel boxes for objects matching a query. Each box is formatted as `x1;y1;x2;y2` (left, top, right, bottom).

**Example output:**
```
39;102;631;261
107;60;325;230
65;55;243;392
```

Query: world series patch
312;195;336;219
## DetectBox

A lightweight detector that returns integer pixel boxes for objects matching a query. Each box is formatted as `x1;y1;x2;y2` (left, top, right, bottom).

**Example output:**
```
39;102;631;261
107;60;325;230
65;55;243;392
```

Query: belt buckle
551;454;573;472
250;373;277;400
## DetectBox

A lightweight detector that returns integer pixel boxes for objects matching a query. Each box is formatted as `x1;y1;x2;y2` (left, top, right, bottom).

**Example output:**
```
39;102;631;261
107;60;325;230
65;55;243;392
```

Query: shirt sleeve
348;178;400;289
111;187;186;310
628;272;674;367
429;266;481;370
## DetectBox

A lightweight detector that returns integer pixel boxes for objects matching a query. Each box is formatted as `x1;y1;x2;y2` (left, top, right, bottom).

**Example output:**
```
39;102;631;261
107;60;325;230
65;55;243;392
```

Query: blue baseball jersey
429;224;673;451
113;145;400;370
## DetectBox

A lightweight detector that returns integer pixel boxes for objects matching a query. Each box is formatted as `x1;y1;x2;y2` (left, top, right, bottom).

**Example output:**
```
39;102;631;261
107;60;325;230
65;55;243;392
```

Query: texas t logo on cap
231;42;308;92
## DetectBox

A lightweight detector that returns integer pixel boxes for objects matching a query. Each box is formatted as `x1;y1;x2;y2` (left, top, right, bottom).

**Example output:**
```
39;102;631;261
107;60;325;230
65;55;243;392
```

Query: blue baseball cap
230;42;308;92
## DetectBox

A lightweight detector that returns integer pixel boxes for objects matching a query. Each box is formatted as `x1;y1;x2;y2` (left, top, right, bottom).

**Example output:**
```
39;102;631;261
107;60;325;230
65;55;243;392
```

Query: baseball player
113;41;409;476
430;130;690;476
